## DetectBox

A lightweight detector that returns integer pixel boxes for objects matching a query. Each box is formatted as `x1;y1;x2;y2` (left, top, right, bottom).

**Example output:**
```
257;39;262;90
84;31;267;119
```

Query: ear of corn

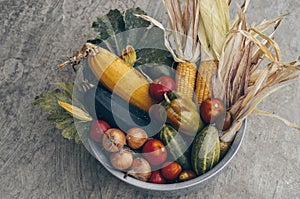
175;62;197;99
194;61;218;105
87;44;156;112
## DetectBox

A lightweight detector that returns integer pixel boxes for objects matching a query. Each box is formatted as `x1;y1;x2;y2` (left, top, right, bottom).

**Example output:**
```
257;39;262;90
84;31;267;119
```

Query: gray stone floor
0;0;299;198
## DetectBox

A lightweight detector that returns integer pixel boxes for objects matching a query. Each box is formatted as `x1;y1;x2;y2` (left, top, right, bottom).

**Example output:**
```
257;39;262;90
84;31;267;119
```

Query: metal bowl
72;55;247;196
87;121;246;196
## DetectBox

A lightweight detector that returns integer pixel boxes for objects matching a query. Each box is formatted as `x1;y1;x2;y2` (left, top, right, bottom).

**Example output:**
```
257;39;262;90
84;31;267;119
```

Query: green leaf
135;48;174;66
88;7;174;69
90;9;125;45
54;92;72;104
47;112;71;122
74;133;82;144
74;121;91;145
61;124;76;140
54;82;74;98
55;118;74;130
33;82;88;144
124;7;150;30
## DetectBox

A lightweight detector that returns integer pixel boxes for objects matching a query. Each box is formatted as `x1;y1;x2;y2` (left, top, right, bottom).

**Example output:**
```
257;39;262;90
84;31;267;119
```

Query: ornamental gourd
191;125;220;175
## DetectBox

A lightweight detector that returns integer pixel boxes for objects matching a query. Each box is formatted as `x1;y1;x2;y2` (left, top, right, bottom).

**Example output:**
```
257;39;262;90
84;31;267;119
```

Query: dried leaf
238;30;275;62
249;28;281;61
252;109;300;130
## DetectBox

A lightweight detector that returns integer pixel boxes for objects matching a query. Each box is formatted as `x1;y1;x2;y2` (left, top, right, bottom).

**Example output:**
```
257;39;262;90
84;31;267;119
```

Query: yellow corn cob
175;62;197;99
58;43;156;112
195;61;218;105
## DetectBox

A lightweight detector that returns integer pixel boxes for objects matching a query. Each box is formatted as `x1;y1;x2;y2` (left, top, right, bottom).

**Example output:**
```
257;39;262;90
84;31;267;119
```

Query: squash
191;125;220;175
159;125;191;170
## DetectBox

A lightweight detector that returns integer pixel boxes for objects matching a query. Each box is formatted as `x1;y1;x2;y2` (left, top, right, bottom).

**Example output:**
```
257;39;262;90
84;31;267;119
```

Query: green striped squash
191;125;220;175
159;125;191;170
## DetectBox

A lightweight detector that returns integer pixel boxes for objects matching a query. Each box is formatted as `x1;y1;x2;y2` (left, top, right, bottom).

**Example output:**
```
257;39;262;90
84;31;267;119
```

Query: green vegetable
159;125;191;170
161;92;204;136
83;85;153;132
191;125;220;175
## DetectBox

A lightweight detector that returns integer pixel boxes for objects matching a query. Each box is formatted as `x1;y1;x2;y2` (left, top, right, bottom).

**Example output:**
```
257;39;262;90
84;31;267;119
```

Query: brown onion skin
102;128;126;152
127;158;151;182
126;128;148;149
110;150;133;170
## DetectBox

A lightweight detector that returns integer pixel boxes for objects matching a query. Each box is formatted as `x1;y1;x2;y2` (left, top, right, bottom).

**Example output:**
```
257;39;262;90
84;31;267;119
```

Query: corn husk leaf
58;101;92;122
222;82;293;142
211;2;300;142
198;0;230;60
252;109;300;131
250;15;286;67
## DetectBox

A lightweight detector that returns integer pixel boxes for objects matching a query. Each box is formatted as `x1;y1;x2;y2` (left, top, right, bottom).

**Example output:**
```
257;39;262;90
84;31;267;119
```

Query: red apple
149;76;176;102
178;170;197;182
142;139;167;166
148;170;166;184
200;98;225;123
216;111;232;131
89;120;110;142
161;162;182;180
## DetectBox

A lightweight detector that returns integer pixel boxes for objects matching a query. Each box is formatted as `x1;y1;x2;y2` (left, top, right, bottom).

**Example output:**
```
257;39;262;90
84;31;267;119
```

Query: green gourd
191;125;220;175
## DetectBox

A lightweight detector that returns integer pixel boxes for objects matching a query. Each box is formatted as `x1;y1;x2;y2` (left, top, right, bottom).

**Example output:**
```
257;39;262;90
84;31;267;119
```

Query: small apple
89;120;110;142
216;111;233;131
142;139;167;166
148;170;166;184
178;170;197;182
161;162;182;180
200;98;225;123
149;76;176;102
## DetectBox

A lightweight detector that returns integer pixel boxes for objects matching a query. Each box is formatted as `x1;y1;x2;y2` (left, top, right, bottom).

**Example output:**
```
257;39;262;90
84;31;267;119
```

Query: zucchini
159;125;191;170
84;84;152;132
191;125;220;175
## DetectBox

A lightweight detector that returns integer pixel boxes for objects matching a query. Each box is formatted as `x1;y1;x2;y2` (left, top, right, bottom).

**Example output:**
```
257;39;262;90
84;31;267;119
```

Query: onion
102;128;126;152
110;150;133;170
126;128;148;149
127;158;152;182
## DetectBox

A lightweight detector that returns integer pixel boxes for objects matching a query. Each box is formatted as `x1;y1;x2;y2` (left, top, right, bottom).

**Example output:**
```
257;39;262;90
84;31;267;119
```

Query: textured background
0;0;299;198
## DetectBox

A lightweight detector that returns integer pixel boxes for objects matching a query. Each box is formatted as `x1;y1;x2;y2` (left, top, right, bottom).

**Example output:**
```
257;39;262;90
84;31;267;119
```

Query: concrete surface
0;0;299;198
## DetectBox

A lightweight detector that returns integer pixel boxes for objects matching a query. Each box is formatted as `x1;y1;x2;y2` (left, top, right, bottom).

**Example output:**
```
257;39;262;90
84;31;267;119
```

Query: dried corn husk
198;0;230;60
214;3;300;142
